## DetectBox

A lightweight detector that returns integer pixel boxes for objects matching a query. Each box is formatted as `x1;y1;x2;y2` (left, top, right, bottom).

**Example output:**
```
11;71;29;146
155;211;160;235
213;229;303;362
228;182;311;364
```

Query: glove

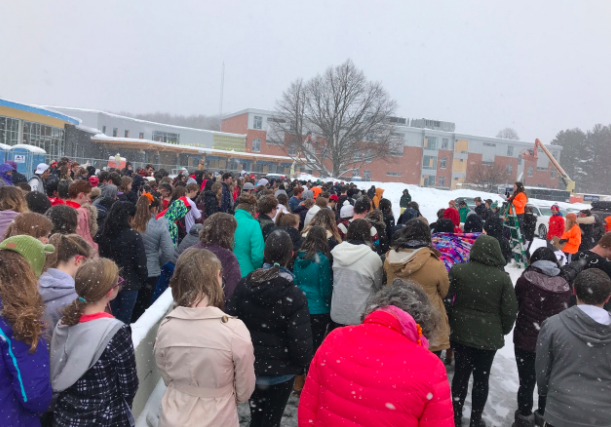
558;239;569;244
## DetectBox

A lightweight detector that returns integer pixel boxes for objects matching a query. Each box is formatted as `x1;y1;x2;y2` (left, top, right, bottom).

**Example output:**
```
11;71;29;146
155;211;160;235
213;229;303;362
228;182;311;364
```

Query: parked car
529;204;567;240
455;197;476;210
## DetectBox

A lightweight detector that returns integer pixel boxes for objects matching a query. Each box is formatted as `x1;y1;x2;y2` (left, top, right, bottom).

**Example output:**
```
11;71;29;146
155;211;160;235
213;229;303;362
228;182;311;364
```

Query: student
0;236;54;427
233;194;265;277
155;248;255;427
536;269;611;427
45;205;79;235
39;234;91;337
3;212;53;243
0;186;29;240
558;213;582;263
50;258;139;426
227;230;313;427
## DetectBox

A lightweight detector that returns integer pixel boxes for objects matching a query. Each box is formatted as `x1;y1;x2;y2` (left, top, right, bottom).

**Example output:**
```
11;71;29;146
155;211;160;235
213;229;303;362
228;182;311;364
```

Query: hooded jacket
536;306;611;427
547;212;565;240
577;215;606;253
155;305;255;427
142;215;175;278
293;252;332;315
445;235;518;350
233;209;265;277
225;269;313;376
0;300;52;427
372;188;384;209
560;223;582;254
399;190;411;208
38;268;77;337
97;225;149;291
384;247;451;352
513;261;571;353
330;241;383;325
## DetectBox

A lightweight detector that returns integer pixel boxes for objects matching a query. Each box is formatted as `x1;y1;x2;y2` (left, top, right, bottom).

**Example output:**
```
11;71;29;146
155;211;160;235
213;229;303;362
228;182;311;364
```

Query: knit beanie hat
0;235;55;277
340;205;355;219
490;201;499;209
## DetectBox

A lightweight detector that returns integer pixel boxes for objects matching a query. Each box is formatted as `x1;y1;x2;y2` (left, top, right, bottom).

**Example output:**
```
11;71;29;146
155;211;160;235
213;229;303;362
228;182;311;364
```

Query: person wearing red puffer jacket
546;204;565;245
443;208;462;234
298;279;453;427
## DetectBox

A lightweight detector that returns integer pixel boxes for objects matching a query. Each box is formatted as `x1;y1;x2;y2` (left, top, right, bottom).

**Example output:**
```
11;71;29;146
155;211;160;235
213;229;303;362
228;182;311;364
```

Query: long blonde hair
171;248;224;308
3;212;53;241
0;186;28;213
302;208;342;243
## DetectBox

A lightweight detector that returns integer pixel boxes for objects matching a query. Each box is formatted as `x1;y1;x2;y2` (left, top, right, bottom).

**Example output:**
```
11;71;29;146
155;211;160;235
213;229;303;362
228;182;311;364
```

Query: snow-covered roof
10;144;47;154
0;143;11;150
76;124;102;134
0;98;80;125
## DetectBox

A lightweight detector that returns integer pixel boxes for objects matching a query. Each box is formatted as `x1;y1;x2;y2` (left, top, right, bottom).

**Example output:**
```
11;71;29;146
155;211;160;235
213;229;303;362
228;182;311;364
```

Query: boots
534;410;545;427
445;348;454;365
512;410;535;427
292;374;306;395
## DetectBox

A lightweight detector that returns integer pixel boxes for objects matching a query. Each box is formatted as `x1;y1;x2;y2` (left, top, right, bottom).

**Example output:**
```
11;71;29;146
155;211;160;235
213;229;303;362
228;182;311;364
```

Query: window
0;116;20;145
152;131;180;144
253;116;263;130
438;176;446;187
528;166;534;177
507;145;514;156
252;138;261;152
483;142;496;147
440;157;447;169
112;128;118;137
391;132;405;141
363;170;371;180
352;169;360;177
425;137;437;150
423;175;436;187
124;130;129;138
506;164;512;175
139;132;144;139
102;125;106;135
551;169;556;178
21;121;64;158
442;138;449;149
386;172;401;177
288;143;297;156
423;155;437;170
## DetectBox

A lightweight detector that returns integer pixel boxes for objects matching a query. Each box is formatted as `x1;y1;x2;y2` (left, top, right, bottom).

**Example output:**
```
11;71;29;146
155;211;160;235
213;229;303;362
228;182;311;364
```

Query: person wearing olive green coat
233;195;265;277
445;234;518;427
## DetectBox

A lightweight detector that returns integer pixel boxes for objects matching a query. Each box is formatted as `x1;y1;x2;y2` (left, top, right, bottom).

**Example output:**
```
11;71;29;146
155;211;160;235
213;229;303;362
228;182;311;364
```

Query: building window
483;142;496;147
252;138;261;152
425;137;437;150
139;132;144;139
386;172;401;177
253;116;263;130
440;157;447;169
363;170;371;180
506;164;512;175
352;169;360;177
0;116;20;145
507;145;514;156
112;128;118;137
152;131;180;144
288;143;297;156
442;138;449;149
551;169;556;178
21;121;64;158
124;130;129;138
423;155;437;170
102;125;106;135
528;166;534;177
423;175;436;187
438;176;446;187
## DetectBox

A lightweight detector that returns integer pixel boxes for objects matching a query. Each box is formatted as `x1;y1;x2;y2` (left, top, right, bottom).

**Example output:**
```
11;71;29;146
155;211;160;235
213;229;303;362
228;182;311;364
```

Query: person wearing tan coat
155;248;256;427
384;219;451;354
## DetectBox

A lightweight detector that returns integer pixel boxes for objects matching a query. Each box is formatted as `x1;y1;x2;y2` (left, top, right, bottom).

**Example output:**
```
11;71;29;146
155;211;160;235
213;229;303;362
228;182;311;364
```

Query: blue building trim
0;99;79;125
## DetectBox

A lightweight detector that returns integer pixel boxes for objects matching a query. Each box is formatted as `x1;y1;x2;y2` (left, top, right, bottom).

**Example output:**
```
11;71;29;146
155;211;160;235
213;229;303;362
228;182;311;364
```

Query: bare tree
268;60;398;177
496;127;520;140
469;164;508;192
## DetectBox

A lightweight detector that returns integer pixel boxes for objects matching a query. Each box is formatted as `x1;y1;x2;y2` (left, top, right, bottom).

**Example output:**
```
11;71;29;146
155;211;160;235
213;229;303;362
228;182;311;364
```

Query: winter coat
605;216;611;233
577;215;605;253
523;211;538;241
463;214;483;233
560;223;582;254
155;305;256;427
226;269;313;377
330;241;383;325
372;188;384;209
382;212;395;243
258;213;275;240
442;208;462;233
191;242;242;302
288;196;301;213
233;209;265;277
399;191;412;208
76;205;99;256
220;182;232;213
536;306;611;427
509;191;528;215
293;252;333;315
298;309;453;427
141;215;175;278
445;235;518;350
0;210;19;242
51;321;138;427
202;190;220;219
38;268;77;338
513;261;571;353
173;223;201;263
547;213;565;240
474;204;486;217
484;217;513;264
458;206;470;223
304;205;321;228
97;226;149;291
0;305;52;427
384;247;451;352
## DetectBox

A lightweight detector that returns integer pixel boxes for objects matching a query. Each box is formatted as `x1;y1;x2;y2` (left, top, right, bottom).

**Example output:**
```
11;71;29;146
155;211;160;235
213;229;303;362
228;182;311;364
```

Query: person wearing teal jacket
233;195;265;277
458;201;470;224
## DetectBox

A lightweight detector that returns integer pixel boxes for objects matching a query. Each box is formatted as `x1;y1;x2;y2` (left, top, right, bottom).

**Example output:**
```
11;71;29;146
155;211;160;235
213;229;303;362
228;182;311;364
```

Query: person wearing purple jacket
513;247;571;427
191;213;241;302
0;235;55;427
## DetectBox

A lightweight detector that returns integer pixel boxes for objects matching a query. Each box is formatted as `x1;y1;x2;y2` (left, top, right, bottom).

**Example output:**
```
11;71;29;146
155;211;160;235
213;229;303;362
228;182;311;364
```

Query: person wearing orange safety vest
508;181;528;234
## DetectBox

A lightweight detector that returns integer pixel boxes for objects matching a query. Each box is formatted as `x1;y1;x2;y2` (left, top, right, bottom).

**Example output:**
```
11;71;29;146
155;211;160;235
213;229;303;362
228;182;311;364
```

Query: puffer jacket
0;304;52;427
577;215;605;252
372;188;384;209
233;209;265;277
509;192;528;215
384;247;450;352
561;223;582;254
202;190;220;219
293;252;332;315
547;213;565;240
141;215;175;277
445;235;518;350
298;309;453;427
38;268;77;338
514;261;571;353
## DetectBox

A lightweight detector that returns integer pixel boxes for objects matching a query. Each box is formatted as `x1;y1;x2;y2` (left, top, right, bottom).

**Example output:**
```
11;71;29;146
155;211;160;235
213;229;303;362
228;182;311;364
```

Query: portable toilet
7;144;47;178
0;143;10;164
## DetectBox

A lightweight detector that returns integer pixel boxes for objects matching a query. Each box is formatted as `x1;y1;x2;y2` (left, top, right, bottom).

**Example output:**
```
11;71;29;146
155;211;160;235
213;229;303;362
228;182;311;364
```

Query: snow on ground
138;180;564;427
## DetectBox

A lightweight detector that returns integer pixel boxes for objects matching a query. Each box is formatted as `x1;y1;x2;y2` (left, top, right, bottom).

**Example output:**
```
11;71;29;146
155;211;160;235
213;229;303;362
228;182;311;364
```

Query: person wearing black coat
484;216;513;265
96;202;148;324
577;212;606;253
202;189;220;218
226;230;312;427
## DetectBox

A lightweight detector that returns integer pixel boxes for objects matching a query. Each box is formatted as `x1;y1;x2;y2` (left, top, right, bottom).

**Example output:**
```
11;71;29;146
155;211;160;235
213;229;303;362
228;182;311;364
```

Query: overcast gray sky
1;0;609;142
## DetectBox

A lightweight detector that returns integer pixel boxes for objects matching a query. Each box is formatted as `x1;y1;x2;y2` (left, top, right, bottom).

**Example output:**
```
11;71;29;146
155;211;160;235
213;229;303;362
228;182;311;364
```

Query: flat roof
0;99;80;125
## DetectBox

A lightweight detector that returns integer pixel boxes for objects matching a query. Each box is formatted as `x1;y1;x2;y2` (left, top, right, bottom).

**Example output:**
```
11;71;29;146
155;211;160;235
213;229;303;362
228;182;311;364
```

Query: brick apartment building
221;108;563;189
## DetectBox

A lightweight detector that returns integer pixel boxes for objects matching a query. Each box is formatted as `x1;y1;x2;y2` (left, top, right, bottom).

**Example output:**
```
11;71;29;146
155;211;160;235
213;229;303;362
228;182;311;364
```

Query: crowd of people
0;157;610;427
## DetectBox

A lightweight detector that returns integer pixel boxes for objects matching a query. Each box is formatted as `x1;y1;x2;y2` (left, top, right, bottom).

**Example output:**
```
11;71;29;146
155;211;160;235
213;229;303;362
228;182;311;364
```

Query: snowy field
138;180;571;427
